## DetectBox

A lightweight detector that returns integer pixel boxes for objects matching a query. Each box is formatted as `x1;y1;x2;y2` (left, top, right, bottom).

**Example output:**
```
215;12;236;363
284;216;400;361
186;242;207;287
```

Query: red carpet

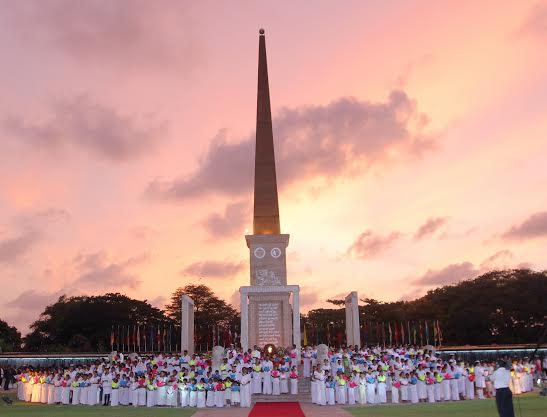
249;402;305;417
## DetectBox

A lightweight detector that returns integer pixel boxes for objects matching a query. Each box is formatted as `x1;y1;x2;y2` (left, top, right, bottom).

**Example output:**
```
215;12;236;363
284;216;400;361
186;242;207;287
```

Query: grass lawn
0;393;197;417
344;393;546;417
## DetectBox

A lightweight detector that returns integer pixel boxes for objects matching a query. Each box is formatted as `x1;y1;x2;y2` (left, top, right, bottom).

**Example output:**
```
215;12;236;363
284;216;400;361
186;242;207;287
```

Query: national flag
388;322;392;345
381;322;386;346
394;321;399;345
437;320;443;346
156;325;161;349
425;321;429;345
303;323;308;346
401;321;405;345
433;320;437;346
407;321;411;345
110;325;114;349
419;321;423;345
413;322;417;344
127;325;130;348
137;325;141;351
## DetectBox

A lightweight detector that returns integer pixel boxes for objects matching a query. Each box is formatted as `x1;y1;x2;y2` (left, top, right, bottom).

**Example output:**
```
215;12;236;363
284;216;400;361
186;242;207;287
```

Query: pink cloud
519;2;547;40
4;94;166;161
414;216;449;240
502;211;547;240
201;201;251;239
5;0;202;72
411;262;478;286
346;230;401;260
181;260;245;279
147;91;435;200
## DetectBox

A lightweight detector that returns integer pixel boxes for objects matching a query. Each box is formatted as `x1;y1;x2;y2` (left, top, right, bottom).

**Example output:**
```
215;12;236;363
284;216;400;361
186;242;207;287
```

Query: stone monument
180;295;195;354
345;291;360;348
240;30;300;353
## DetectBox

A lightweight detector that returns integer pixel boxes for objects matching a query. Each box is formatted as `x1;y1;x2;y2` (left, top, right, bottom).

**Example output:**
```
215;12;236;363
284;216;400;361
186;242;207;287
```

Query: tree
165;285;239;347
0;319;22;352
304;269;546;346
24;293;167;352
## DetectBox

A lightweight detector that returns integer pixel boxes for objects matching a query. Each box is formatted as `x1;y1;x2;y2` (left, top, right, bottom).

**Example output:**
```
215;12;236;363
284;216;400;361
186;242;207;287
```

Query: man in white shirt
490;360;515;417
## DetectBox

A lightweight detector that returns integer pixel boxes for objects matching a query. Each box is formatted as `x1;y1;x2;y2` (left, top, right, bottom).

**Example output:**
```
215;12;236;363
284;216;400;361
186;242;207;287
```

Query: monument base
248;292;291;348
240;285;300;354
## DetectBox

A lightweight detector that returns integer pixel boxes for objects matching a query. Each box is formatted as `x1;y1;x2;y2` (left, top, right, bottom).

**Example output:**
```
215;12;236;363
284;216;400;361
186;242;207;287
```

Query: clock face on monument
254;247;266;259
271;247;281;258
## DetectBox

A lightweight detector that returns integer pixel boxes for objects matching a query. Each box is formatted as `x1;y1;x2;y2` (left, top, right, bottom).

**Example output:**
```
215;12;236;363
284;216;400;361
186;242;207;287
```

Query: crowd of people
7;344;545;409
302;345;542;406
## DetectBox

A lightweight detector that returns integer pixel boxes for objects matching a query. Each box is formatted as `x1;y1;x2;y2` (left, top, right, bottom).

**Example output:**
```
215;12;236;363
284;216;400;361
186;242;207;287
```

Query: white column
240;289;249;351
181;295;195;354
292;287;301;359
345;291;360;348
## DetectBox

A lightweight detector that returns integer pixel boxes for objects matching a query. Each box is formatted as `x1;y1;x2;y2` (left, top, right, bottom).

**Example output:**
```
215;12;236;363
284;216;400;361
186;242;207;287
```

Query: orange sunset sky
1;0;546;333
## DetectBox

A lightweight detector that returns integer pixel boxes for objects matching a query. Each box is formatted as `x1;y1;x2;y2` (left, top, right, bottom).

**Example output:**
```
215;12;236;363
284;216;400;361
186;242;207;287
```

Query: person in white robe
137;378;147;406
316;369;326;406
450;366;460;401
61;376;71;405
40;376;48;404
110;379;120;406
326;377;336;405
156;372;167;406
347;379;356;405
366;371;376;404
409;374;419;403
231;382;241;407
465;367;475;400
376;371;387;403
213;380;223;408
280;368;289;393
358;373;367;404
290;367;298;395
146;380;156;407
206;381;215;407
47;375;56;404
400;374;409;402
475;362;486;399
271;367;281;395
189;380;198;407
72;377;81;405
196;381;206;408
303;348;312;378
310;366;318;404
391;377;400;404
252;361;262;394
261;358;273;395
102;372;112;405
240;369;252;408
129;378;139;406
426;373;435;403
30;376;40;403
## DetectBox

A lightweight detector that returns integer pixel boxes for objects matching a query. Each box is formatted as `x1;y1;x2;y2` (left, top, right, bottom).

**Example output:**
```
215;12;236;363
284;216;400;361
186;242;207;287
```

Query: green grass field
344;393;546;417
1;392;545;416
0;393;197;417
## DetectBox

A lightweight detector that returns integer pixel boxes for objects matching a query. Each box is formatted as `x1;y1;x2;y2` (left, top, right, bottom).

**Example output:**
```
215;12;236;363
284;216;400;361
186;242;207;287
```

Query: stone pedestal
181;295;195;354
345;291;360;348
240;285;300;354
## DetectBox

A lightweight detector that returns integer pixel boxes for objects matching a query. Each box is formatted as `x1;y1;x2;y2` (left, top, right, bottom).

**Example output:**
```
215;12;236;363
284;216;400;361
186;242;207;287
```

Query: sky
1;0;546;334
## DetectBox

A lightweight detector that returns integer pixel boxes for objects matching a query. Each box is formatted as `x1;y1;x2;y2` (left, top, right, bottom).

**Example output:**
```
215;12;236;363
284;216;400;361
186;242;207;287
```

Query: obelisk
240;29;298;351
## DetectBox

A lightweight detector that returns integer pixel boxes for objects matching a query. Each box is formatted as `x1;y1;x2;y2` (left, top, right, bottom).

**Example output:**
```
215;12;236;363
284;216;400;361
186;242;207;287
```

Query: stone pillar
345;291;360;348
181;295;195;354
240;289;249;351
292;287;301;358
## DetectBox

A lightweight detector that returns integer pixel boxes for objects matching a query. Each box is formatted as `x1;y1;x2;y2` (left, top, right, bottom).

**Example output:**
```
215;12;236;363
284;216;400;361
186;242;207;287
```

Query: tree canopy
304;268;546;345
165;284;238;326
24;293;167;352
0;319;22;352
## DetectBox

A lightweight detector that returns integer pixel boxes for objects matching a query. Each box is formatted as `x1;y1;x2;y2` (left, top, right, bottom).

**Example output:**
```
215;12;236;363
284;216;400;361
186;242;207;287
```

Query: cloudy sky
1;0;546;333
